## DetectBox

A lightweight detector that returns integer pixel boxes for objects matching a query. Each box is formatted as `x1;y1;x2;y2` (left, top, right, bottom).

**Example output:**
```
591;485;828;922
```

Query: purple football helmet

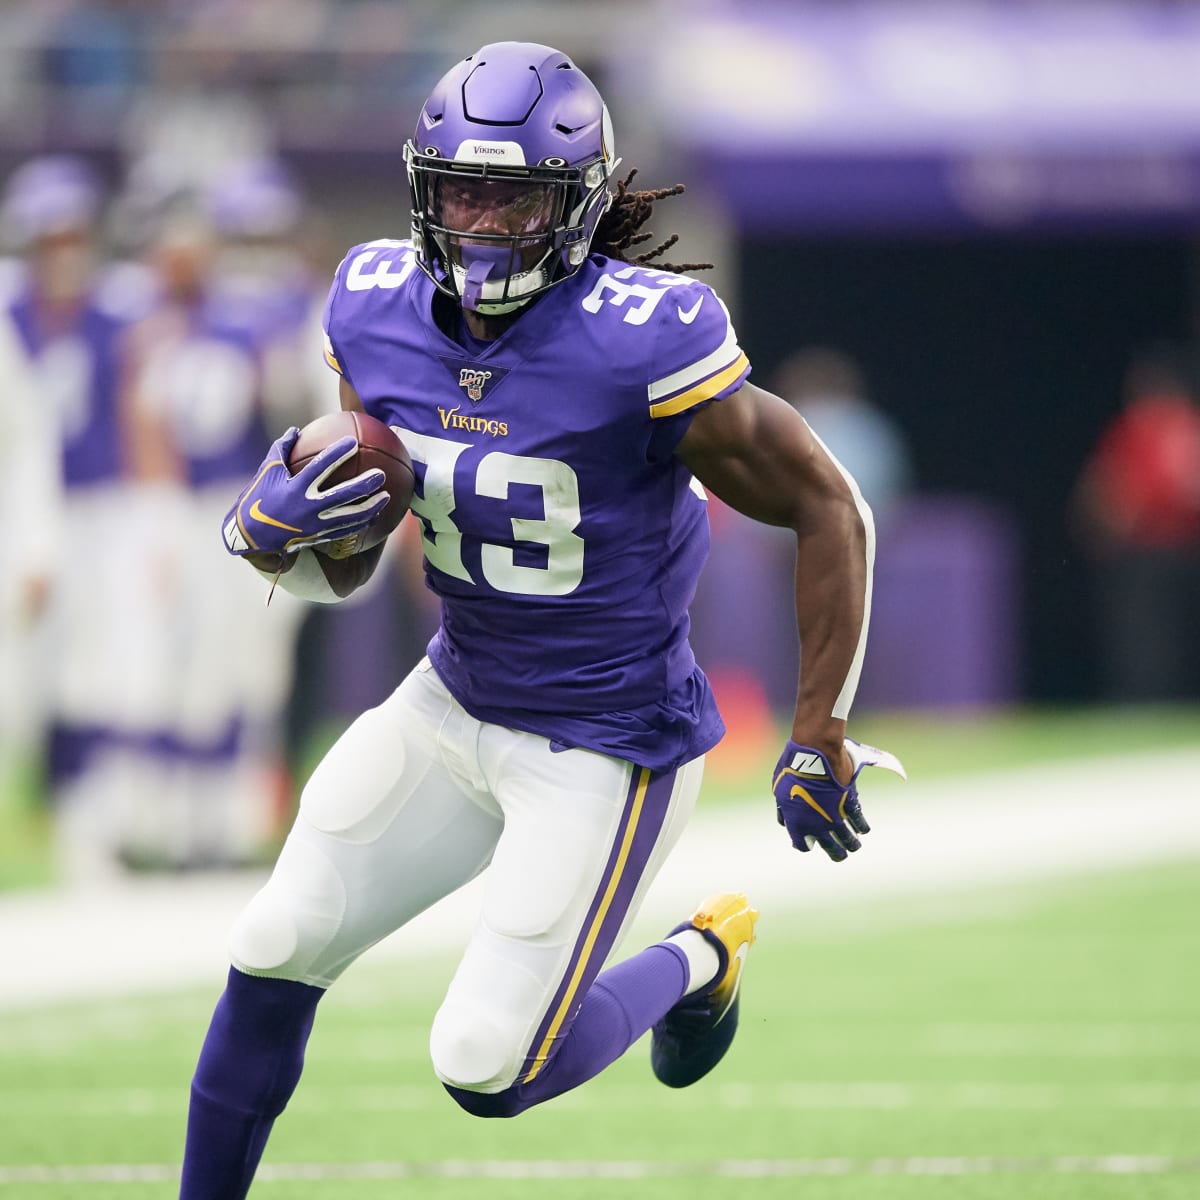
405;42;618;313
208;159;303;239
1;155;101;245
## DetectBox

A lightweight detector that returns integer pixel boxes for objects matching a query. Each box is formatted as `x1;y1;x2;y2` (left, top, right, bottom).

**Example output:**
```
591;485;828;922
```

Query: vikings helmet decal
405;42;618;314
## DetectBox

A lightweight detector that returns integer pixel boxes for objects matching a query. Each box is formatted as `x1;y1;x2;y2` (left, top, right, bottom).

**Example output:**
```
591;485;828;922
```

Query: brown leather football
288;410;415;556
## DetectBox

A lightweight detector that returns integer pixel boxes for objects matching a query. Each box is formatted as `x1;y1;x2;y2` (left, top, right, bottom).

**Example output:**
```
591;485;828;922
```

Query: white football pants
228;657;702;1093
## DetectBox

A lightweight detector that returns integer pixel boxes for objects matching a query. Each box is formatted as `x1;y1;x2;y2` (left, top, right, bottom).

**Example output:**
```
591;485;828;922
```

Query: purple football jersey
131;292;275;488
7;278;131;489
178;300;273;487
324;241;752;770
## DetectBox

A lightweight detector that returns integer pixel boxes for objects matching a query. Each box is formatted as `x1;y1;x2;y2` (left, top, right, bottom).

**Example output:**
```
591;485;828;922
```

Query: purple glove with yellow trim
772;737;906;862
221;427;389;558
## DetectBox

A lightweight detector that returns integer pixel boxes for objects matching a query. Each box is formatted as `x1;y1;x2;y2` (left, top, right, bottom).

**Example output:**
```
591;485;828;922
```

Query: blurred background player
0;299;62;810
0;154;163;881
206;158;318;353
1072;344;1200;702
771;347;914;532
119;180;315;869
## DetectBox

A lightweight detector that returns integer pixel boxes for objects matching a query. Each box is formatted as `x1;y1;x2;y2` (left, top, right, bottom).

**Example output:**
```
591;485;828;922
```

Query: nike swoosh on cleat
713;942;748;1026
248;499;302;532
677;296;704;324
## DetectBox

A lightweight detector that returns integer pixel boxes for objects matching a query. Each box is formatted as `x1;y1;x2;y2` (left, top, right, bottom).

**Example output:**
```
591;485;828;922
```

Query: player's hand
772;737;906;862
221;427;390;558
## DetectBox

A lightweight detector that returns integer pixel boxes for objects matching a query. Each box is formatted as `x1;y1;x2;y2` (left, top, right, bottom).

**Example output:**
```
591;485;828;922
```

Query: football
287;410;415;556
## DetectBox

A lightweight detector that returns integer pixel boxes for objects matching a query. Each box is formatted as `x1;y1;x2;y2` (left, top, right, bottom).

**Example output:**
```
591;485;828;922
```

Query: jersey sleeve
320;248;357;388
321;238;419;393
644;276;751;461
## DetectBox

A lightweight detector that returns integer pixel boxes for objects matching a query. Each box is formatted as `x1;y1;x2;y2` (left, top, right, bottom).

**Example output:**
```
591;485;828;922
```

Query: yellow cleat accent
651;891;759;1088
689;891;759;1010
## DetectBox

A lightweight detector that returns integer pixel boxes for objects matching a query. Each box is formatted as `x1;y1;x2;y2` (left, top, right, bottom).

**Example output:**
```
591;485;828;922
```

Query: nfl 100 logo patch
437;355;509;402
459;367;492;402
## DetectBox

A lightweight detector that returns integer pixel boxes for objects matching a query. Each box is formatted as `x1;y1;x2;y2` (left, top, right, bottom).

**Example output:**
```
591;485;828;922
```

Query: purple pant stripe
517;765;678;1082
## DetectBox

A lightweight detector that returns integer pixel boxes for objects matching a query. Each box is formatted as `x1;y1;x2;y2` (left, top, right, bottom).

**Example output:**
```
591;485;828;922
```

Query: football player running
183;42;902;1197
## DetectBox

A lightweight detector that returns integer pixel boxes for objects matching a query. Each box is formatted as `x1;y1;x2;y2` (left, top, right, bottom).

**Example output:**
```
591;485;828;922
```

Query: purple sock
180;967;324;1199
446;940;689;1118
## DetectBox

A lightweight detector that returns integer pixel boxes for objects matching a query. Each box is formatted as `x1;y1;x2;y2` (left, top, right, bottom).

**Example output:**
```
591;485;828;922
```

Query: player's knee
227;837;346;982
429;1000;523;1095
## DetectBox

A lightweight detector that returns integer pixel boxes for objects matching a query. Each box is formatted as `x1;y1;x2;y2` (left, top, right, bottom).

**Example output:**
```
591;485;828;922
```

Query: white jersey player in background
0;306;62;803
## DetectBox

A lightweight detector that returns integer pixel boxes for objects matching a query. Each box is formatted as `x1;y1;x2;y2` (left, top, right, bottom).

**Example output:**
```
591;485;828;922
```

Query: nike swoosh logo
248;499;302;532
790;783;832;822
714;943;749;1026
677;296;704;324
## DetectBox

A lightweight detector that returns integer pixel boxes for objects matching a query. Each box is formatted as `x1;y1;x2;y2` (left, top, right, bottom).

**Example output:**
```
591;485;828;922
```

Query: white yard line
1;1080;1198;1117
1;1155;1196;1184
1;748;1198;1009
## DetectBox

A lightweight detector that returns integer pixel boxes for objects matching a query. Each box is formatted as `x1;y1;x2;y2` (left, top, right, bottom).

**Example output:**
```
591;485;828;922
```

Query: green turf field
2;859;1196;1198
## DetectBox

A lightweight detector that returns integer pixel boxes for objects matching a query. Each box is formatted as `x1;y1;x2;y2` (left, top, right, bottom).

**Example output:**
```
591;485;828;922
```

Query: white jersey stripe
648;352;750;419
647;309;741;403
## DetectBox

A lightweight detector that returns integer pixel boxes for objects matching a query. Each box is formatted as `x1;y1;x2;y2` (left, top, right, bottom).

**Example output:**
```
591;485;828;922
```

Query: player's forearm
790;484;874;757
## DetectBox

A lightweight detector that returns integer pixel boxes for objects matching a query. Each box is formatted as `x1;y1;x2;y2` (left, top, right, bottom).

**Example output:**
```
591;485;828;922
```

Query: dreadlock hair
592;169;713;274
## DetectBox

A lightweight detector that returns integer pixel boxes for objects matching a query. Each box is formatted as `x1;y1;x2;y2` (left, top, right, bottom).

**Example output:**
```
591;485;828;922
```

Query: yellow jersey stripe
521;766;651;1083
649;352;749;420
323;332;344;375
647;317;740;402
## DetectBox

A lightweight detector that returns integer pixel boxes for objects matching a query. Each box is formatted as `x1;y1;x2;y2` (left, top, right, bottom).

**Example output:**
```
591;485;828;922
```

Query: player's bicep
676;381;853;531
